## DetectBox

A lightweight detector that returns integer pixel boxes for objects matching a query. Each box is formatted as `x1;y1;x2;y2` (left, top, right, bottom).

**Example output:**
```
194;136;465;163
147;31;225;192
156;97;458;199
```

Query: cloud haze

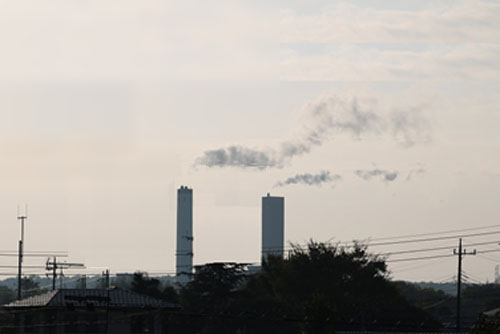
280;44;500;82
355;169;399;182
196;95;430;169
275;170;341;187
280;1;500;44
279;1;500;82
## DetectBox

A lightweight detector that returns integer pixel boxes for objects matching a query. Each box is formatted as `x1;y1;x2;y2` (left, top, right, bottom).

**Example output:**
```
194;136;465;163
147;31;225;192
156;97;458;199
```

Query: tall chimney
176;186;193;284
262;193;285;262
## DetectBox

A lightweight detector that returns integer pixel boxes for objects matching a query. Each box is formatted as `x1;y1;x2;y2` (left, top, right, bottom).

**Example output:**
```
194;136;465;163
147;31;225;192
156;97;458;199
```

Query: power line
365;230;500;247
363;223;500;242
387;253;456;263
259;229;500;253
476;253;500;263
389;257;452;274
386;241;497;264
477;248;500;255
436;275;456;284
0;250;67;254
462;271;484;284
0;253;69;258
381;240;500;257
0;265;46;269
421;295;454;310
380;244;455;256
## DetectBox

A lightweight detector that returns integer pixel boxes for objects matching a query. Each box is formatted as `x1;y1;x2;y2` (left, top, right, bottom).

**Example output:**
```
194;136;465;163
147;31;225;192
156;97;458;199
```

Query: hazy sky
1;0;500;283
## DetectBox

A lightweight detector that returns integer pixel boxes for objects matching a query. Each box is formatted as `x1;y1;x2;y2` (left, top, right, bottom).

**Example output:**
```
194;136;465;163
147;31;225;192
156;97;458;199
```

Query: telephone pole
103;269;110;288
453;238;476;333
17;207;27;300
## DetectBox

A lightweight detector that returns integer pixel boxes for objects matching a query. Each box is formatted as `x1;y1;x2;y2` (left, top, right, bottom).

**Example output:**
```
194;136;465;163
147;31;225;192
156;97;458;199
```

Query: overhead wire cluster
254;223;500;282
2;224;500;283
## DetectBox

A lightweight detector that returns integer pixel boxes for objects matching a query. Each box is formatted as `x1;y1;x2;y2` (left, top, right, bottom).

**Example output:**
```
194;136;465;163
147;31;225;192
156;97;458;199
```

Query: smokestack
176;186;193;284
262;194;285;263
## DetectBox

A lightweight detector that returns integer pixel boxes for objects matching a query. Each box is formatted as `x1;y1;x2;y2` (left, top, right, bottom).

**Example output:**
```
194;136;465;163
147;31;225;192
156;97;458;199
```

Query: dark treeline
394;281;500;331
0;277;47;305
133;242;444;333
2;242;500;333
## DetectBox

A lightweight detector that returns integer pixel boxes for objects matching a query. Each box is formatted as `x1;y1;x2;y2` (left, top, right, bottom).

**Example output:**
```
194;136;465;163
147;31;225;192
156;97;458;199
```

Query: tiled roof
3;290;59;308
484;307;500;317
3;288;177;309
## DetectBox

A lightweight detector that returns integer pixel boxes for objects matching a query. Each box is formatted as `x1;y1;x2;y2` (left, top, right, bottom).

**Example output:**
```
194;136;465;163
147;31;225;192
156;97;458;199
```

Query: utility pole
453;238;476;333
46;257;58;290
104;269;110;288
81;275;87;289
17;207;27;300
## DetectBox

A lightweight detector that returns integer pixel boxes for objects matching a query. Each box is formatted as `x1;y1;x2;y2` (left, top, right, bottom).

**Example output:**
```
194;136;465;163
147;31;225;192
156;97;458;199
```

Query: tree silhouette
131;272;162;297
130;271;178;304
21;276;46;298
0;285;15;305
171;241;441;333
244;241;441;333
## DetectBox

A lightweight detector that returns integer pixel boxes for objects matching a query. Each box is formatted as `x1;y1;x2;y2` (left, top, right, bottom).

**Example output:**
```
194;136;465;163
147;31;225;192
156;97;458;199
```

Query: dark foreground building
0;288;178;333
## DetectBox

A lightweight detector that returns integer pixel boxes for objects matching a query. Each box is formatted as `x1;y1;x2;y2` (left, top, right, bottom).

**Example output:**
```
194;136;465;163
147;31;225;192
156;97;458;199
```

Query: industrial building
176;186;193;284
261;193;285;262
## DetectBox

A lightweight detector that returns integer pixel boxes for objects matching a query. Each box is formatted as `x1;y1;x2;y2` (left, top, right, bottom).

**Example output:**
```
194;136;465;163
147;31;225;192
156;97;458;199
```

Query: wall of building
0;309;166;334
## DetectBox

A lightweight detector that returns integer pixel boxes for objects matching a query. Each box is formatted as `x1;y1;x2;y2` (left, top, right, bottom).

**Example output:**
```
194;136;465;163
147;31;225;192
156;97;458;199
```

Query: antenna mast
17;205;28;300
46;257;85;290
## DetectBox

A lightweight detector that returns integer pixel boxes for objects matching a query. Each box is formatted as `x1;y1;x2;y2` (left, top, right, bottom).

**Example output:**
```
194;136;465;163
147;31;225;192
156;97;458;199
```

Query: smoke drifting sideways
274;171;341;188
195;95;430;169
354;169;398;182
406;167;426;180
196;146;280;169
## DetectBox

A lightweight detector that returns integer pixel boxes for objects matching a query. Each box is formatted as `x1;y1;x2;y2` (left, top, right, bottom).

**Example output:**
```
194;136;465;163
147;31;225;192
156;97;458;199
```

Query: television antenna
46;257;85;290
17;205;28;300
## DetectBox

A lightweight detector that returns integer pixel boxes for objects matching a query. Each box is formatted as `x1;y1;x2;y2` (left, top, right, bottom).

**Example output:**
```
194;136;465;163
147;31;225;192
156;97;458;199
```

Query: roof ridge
3;288;179;309
3;289;59;308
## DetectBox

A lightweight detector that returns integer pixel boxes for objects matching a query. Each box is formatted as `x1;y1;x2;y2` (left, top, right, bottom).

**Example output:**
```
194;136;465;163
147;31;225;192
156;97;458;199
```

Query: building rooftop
3;288;178;309
484;307;500;317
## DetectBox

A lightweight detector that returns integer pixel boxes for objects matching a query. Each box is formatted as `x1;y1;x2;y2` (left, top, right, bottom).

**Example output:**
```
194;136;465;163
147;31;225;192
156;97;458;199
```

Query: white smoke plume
354;169;398;182
195;146;279;169
406;167;426;180
274;170;341;187
195;95;430;169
